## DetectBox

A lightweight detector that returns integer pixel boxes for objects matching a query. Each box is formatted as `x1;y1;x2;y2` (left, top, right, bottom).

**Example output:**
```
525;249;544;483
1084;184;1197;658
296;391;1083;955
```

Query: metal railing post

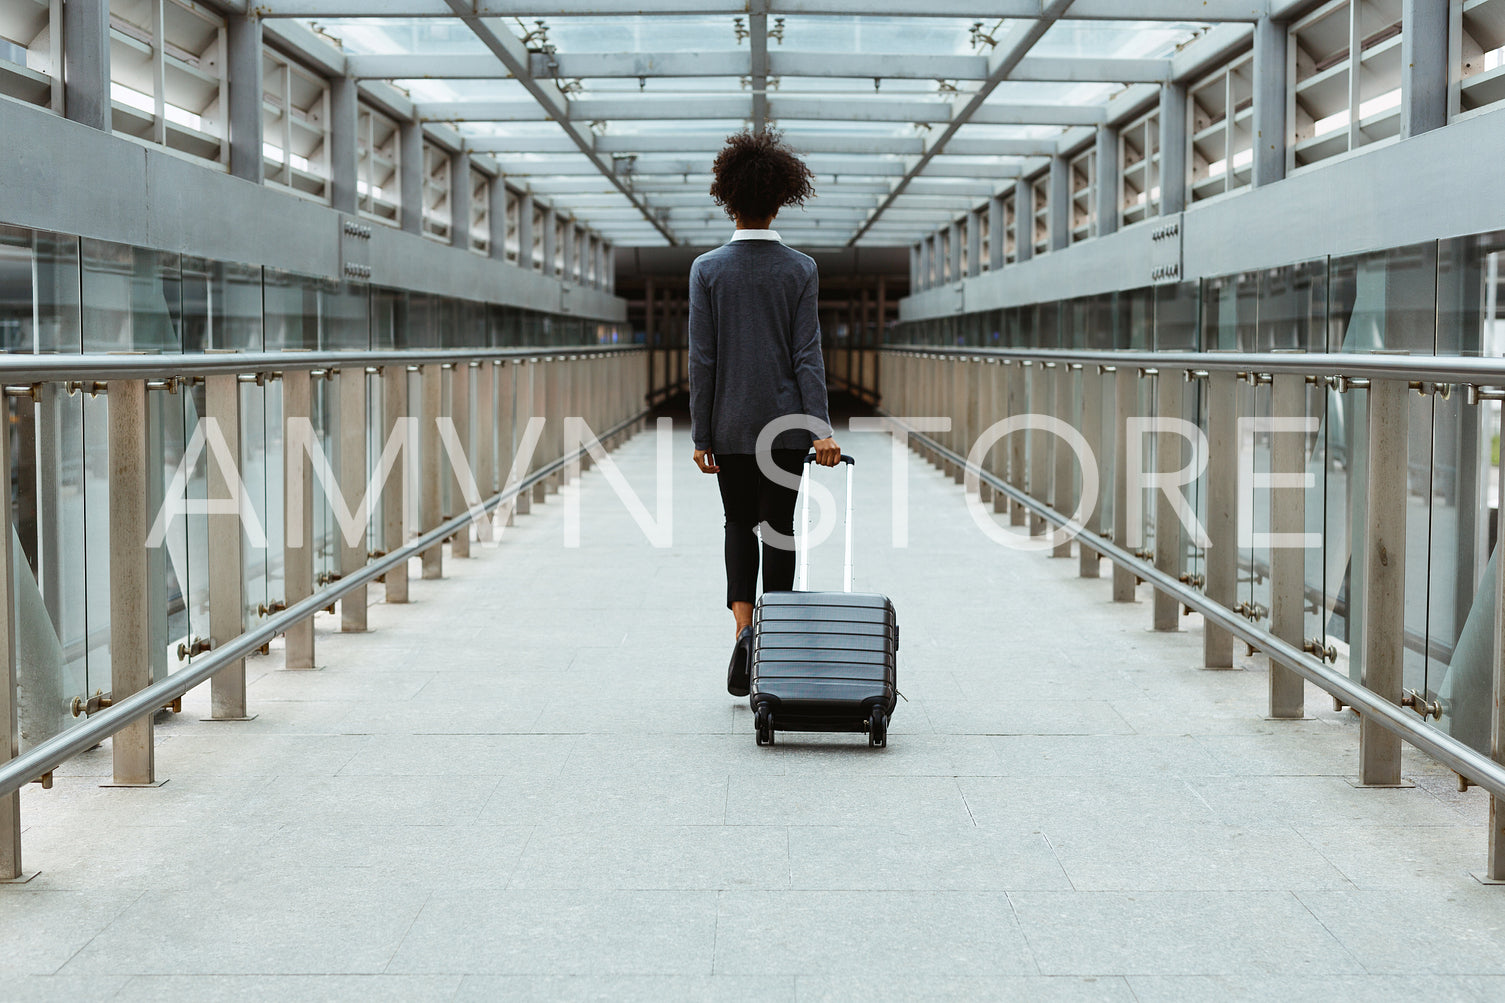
1491;442;1505;879
206;372;251;717
0;392;23;879
1008;361;1027;527
449;362;472;560
1269;371;1308;716
533;357;550;503
283;368;316;669
108;379;159;784
420;364;443;579
1359;374;1409;784
381;365;410;603
1052;363;1075;559
952;357;967;484
977;359;994;506
1079;365;1104;578
1113;366;1137;603
515;359;534;516
991;361;1008;515
337;365;369;629
1204;367;1238;667
1153;370;1183;630
1028;362;1052;536
475;361;496;544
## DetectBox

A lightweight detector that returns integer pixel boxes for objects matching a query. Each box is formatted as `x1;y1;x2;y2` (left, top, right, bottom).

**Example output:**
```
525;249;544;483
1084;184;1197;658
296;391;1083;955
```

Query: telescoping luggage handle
796;452;855;594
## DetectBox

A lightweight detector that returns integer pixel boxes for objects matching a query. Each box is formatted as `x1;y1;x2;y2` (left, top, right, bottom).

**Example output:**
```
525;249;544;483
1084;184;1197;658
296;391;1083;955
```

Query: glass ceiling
300;11;1212;247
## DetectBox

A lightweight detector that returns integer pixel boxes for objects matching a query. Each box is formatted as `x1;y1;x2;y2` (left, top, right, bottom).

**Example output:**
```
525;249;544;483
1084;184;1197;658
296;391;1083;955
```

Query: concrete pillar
1252;16;1287;188
381;364;409;604
604;241;615;293
1268;371;1307;716
400;122;425;235
448;363;472;558
1204;368;1238;667
329;76;359;215
1013;179;1034;262
1401;0;1449;139
420;364;443;579
1359;377;1409;784
1158;83;1189;214
450;152;472;250
542;205;557;278
518;193;535;270
1152;374;1183;630
1049;154;1071;251
489;175;509;261
227;15;264;183
948;220;962;282
63;0;110;131
967;210;982;278
562;221;576;282
1095;125;1119;237
283;369;315;669
910;243;922;289
338;366;369;629
921;236;935;290
1078;367;1103;576
987;198;1005;271
108;380;157;784
1112;367;1136;602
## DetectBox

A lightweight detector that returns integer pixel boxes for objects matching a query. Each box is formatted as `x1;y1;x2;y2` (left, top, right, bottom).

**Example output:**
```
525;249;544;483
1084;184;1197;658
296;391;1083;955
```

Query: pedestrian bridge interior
4;0;1505;998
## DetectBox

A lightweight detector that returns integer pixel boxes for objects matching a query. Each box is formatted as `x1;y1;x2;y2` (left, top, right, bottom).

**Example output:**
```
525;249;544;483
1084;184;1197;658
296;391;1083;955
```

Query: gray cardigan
687;239;833;454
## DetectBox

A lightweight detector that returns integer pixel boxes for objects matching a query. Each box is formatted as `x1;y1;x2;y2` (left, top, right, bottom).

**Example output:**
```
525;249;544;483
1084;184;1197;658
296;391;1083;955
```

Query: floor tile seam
1038;831;1079;893
48;887;151;978
499;823;540;892
1001;889;1046;976
1285;823;1362;890
1286;888;1380;976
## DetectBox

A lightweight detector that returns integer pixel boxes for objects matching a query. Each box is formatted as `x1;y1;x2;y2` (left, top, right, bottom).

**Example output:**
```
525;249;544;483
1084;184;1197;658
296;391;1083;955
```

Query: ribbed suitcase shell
749;590;898;733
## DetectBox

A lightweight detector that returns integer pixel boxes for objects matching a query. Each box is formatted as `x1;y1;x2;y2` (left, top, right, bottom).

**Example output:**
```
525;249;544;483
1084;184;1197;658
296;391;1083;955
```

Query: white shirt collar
731;229;782;243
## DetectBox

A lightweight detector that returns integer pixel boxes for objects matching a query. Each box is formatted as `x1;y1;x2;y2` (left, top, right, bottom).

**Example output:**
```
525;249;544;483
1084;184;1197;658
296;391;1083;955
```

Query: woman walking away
688;130;842;699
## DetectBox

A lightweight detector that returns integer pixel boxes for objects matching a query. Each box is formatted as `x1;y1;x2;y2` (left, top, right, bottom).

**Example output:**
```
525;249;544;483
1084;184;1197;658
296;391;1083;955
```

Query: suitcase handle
796;450;854;593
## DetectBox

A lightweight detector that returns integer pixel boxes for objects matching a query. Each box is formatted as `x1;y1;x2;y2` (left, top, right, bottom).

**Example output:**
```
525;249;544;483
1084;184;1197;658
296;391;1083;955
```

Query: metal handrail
884;345;1505;385
0;407;650;799
882;413;1505;803
0;344;643;384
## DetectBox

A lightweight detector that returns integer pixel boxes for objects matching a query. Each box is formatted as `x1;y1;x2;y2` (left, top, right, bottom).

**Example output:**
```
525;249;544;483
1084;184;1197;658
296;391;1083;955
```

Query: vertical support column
108;380;156;784
515;360;534;516
1052;363;1076;558
1268;371;1307;715
0;392;22;879
1095;125;1119;237
449;362;472;559
1358;376;1409;783
1401;0;1448;139
988;197;1005;272
951;358;967;482
1112;367;1137;602
400;122;424;235
561;220;576;283
1158;83;1189;214
489;176;509;261
542;205;557;278
1028;363;1052;535
206;373;250;717
227;14;264;183
1079;366;1103;577
991;361;1009;514
1008;362;1027;527
910;244;922;291
533;359;550;503
283;369;315;669
948;221;962;283
1203;368;1238;667
381;364;410;604
1049;155;1071;252
450;152;472;250
1253;16;1287;187
604;241;615;294
1152;372;1184;630
329;76;359;215
63;0;110;130
967;211;982;278
922;236;935;290
475;361;496;543
1490;428;1505;878
1013;179;1034;263
517;193;535;270
420;364;444;579
338;365;368;630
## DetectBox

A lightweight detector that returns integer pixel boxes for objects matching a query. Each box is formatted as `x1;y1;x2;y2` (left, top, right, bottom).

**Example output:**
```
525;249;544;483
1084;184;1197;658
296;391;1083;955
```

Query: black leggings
715;449;806;609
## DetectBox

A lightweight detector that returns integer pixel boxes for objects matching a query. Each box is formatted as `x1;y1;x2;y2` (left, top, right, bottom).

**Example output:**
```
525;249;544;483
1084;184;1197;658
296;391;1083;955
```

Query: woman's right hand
812;437;841;467
693;449;720;474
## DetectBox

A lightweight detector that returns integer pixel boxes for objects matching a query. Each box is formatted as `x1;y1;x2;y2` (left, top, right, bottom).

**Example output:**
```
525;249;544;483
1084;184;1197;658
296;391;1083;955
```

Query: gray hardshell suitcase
749;453;899;747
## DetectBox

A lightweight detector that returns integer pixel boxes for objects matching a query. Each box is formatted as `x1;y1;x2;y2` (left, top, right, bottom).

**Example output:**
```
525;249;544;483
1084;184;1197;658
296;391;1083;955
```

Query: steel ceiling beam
750;0;770;132
255;1;1267;20
348;50;1170;84
419;96;1105;125
850;0;1077;244
434;0;678;243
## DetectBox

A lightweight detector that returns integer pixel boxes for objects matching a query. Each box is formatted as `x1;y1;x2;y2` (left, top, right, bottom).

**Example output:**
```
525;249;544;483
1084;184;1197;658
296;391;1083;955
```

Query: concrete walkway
4;422;1503;1002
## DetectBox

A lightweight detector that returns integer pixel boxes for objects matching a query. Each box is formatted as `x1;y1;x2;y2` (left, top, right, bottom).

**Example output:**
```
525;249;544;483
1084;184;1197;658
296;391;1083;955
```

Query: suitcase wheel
868;707;888;749
755;705;775;747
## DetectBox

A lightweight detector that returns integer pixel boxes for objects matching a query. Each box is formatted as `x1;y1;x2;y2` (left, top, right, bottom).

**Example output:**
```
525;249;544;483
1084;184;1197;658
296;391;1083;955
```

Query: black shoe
727;625;753;697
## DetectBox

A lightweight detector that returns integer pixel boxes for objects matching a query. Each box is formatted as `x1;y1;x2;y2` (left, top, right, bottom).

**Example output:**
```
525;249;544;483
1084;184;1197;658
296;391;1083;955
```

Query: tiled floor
5;422;1503;1001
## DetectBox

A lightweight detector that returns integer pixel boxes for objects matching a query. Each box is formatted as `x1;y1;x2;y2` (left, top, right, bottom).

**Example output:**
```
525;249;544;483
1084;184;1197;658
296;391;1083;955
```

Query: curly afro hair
708;130;816;223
